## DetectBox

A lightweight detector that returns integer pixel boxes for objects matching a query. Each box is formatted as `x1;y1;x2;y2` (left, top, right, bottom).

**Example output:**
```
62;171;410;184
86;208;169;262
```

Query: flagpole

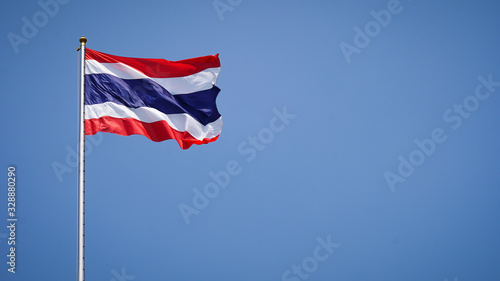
77;36;87;281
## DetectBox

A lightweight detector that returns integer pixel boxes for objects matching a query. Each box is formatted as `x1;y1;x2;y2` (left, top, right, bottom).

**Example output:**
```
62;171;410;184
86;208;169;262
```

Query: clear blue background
1;0;500;280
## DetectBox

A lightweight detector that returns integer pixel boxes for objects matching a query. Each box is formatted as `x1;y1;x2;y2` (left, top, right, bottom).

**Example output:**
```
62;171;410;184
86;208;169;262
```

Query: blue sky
1;0;500;280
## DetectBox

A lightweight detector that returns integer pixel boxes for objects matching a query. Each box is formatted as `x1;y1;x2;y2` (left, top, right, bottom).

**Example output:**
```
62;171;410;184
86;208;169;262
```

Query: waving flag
84;48;222;149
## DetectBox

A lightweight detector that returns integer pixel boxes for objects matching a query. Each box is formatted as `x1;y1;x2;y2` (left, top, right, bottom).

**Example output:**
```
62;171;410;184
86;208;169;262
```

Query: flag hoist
77;36;87;281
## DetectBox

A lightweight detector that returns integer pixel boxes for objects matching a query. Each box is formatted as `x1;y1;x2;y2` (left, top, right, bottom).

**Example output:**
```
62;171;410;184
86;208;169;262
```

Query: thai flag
84;49;222;149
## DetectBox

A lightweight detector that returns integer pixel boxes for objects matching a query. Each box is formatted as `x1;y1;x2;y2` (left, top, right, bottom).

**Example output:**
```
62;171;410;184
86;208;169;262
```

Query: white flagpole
77;36;87;281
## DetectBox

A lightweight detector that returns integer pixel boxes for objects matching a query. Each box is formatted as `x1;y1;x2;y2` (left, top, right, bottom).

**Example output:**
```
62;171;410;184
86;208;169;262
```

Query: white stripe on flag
85;102;222;140
85;60;220;95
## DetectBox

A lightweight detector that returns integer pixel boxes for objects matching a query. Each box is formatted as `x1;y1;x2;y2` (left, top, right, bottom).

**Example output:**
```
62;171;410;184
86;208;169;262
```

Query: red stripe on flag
85;116;219;149
85;49;220;78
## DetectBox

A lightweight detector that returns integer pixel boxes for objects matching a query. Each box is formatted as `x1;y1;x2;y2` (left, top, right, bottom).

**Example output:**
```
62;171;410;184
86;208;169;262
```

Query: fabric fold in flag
84;48;222;149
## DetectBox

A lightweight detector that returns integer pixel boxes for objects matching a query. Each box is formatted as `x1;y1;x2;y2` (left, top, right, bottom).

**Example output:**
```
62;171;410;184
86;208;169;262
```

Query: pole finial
77;36;87;51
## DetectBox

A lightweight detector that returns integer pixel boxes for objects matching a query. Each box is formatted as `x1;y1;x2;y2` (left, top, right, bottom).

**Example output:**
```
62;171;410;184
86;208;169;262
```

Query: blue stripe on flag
84;74;221;126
